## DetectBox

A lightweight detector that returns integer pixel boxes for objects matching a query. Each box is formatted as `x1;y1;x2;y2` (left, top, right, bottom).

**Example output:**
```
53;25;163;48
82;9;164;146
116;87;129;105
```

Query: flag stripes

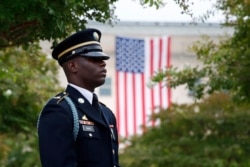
115;36;171;137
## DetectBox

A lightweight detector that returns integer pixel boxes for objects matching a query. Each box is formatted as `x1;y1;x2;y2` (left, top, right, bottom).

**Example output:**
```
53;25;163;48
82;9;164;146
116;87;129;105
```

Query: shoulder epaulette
38;92;79;141
52;92;69;104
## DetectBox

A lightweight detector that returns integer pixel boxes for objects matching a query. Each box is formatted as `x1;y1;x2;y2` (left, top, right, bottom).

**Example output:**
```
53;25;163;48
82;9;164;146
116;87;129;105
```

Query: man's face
72;56;107;91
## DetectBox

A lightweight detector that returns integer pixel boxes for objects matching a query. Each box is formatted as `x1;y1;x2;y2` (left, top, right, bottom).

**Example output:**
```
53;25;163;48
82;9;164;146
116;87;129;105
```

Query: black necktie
92;93;102;116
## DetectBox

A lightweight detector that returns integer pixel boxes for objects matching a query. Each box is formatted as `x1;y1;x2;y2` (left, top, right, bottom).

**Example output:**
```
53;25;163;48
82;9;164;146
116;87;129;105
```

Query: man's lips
99;69;107;76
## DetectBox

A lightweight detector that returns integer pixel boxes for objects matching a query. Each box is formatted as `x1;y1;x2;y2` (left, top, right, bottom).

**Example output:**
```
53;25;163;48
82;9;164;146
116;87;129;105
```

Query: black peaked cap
52;28;109;65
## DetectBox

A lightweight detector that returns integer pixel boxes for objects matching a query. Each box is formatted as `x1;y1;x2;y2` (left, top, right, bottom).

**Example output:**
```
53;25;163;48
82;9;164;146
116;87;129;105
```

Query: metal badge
110;128;116;141
53;96;61;99
93;32;99;41
82;115;88;120
78;98;84;103
82;125;95;132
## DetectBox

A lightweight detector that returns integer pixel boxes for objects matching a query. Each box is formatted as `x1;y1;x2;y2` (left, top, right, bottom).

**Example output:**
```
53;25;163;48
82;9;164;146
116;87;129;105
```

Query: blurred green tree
0;0;118;47
120;93;250;167
0;45;60;134
152;0;250;102
0;0;167;48
0;44;61;166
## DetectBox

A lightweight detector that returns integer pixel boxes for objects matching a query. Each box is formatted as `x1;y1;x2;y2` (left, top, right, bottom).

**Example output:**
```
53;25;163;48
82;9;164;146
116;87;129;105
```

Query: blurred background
1;0;250;166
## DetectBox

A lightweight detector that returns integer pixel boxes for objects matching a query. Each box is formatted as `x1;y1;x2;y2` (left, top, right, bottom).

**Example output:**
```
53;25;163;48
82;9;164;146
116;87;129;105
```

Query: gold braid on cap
58;41;100;59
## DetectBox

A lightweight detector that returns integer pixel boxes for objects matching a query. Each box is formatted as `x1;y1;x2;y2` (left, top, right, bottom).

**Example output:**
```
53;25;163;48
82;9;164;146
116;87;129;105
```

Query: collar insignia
82;115;88;120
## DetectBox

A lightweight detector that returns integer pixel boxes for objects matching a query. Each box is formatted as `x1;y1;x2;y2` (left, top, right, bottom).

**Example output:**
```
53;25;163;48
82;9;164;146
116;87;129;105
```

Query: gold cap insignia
93;32;99;41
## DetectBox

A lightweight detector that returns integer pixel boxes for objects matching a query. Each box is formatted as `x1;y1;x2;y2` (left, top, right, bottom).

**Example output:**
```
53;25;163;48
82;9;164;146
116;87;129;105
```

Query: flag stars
116;37;145;73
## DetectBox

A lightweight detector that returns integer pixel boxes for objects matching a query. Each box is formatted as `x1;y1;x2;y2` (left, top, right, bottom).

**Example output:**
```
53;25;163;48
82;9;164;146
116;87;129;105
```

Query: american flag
115;36;172;138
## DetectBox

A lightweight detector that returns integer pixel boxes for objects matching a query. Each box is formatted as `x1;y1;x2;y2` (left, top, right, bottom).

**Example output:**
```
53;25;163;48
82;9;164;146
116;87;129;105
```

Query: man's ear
66;59;78;73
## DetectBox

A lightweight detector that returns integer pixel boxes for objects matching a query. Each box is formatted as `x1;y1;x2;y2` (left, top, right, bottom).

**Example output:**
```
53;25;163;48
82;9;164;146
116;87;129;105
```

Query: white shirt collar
68;83;94;104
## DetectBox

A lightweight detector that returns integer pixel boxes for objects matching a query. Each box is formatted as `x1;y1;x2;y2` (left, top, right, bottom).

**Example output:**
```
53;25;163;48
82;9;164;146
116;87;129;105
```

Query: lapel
65;85;108;128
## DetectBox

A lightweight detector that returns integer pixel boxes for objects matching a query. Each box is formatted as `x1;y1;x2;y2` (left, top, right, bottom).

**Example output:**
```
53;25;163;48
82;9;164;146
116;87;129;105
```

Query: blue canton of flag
115;36;145;73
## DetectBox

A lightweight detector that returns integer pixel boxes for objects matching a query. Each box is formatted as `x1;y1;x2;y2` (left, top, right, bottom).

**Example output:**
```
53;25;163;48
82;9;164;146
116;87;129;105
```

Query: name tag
82;125;95;132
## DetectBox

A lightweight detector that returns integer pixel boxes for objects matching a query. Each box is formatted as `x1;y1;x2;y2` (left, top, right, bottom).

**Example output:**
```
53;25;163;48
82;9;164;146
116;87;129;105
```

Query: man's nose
100;60;106;66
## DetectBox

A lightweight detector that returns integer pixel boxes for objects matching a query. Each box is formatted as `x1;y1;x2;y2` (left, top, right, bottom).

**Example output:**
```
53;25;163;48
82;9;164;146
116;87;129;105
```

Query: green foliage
0;44;61;134
139;0;164;9
0;135;9;165
152;0;250;102
120;93;250;167
0;44;61;166
0;133;40;167
0;0;118;47
0;0;165;48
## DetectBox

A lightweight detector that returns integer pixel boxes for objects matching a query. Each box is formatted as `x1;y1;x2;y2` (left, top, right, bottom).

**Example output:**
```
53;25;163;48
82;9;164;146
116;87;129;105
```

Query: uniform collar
68;83;94;104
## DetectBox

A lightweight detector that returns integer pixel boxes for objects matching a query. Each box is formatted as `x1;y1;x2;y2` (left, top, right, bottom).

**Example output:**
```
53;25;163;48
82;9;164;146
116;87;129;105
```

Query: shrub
120;93;250;167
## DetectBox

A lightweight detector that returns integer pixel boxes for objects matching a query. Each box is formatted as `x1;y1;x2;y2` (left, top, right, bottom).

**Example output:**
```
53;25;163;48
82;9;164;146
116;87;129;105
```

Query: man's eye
88;57;103;61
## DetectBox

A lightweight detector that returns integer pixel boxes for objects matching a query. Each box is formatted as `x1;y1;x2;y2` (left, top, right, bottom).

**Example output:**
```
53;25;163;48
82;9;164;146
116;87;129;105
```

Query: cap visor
80;52;109;60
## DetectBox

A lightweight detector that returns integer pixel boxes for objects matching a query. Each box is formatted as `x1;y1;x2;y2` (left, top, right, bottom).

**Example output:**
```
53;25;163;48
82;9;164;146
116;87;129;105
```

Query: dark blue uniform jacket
38;85;120;167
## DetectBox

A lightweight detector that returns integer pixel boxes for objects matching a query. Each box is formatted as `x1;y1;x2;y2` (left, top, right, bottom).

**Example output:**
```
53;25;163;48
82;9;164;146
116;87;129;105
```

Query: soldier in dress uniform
37;28;120;167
